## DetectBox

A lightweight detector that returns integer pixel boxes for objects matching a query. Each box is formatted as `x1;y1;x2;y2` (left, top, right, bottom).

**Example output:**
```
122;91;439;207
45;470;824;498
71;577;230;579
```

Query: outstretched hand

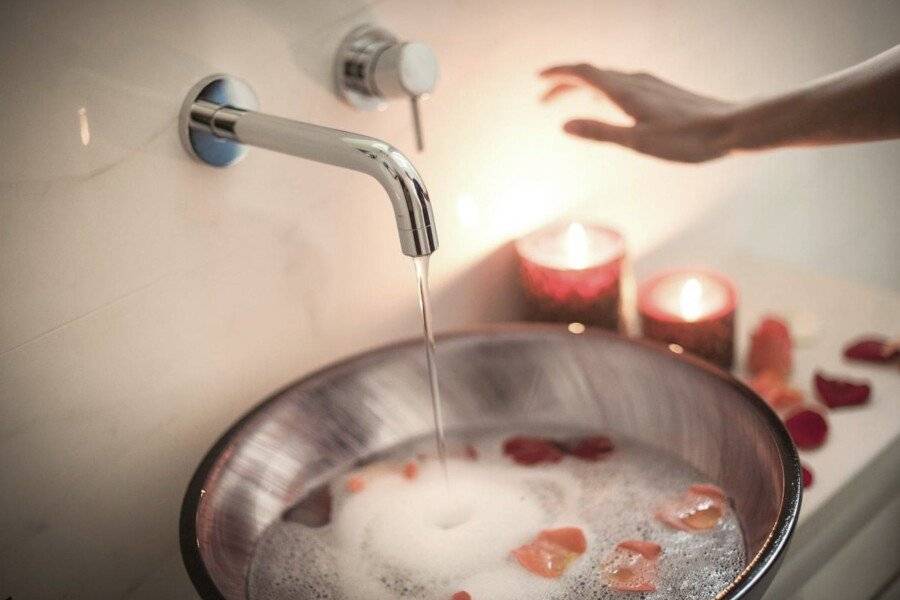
540;64;736;163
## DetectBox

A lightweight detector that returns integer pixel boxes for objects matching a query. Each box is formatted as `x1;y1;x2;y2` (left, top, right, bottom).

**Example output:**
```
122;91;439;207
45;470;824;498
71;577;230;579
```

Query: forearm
721;45;900;153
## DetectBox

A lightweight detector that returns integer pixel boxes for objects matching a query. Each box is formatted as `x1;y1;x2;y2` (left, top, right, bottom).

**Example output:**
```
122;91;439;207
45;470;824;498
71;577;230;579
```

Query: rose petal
617;540;662;560
451;592;472;600
844;337;899;363
784;408;829;450
601;540;661;592
749;370;803;411
748;316;793;376
750;369;786;400
346;475;366;493
402;460;419;480
655;484;727;531
503;436;565;466
512;527;587;578
801;464;814;488
814;372;871;409
538;527;587;554
566;435;615;461
464;444;479;460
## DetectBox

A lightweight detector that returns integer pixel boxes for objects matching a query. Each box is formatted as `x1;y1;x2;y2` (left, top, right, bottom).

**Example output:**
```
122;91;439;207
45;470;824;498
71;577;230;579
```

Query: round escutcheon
179;74;259;167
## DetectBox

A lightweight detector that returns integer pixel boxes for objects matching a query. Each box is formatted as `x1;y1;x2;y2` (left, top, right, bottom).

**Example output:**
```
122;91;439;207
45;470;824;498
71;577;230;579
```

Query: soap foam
248;429;745;600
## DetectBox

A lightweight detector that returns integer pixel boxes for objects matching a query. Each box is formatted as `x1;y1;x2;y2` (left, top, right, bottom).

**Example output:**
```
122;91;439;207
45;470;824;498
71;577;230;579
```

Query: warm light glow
456;193;479;228
564;222;590;269
668;343;685;354
78;107;90;146
678;277;704;322
567;322;586;334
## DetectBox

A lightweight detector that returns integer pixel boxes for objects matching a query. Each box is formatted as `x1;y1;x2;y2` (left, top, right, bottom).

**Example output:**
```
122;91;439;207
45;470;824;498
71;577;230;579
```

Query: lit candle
638;269;738;369
516;222;626;331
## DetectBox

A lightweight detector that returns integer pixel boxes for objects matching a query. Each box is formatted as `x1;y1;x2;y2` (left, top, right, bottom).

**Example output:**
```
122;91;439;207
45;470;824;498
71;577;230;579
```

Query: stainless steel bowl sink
180;324;801;599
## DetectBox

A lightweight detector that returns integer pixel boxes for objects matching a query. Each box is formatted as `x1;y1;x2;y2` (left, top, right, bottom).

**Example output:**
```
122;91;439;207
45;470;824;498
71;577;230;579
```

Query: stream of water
413;255;449;484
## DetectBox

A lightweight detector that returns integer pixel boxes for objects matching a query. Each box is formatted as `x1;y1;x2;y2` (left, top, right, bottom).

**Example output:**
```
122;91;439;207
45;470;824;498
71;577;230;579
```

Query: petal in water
503;436;565;466
512;527;587;578
655;483;727;531
601;540;662;592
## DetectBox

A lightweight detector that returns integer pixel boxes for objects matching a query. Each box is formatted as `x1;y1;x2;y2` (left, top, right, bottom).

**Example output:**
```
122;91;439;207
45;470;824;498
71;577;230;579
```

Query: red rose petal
748;316;793;376
844;337;899;363
503;436;565;466
567;435;615;461
451;592;472;600
801;464;814;488
784;408;829;449
814;372;871;409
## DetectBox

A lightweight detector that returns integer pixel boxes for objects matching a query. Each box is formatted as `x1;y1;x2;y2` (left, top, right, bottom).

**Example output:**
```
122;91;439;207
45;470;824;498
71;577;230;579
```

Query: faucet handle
371;41;438;99
335;25;439;151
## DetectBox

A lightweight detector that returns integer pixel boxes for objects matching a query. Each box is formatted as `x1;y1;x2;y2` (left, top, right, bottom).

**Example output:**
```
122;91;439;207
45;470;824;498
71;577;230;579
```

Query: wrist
711;104;748;156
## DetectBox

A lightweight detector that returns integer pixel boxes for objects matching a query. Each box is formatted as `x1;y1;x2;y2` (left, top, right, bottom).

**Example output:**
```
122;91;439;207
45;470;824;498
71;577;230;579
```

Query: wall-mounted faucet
179;75;437;257
335;25;439;151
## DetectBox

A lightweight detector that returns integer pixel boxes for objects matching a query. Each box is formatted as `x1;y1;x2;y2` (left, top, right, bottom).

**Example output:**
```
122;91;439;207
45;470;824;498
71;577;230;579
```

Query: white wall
1;0;897;598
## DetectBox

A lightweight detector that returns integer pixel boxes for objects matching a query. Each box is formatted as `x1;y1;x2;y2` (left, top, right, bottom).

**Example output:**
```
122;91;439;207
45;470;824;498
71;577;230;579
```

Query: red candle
516;222;626;331
638;269;738;369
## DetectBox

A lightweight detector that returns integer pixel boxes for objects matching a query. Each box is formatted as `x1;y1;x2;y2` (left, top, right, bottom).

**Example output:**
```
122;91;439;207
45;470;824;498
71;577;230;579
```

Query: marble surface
1;0;898;599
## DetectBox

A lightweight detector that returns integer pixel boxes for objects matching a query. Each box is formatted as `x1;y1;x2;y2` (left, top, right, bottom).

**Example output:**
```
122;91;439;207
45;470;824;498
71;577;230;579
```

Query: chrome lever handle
411;95;424;152
335;25;438;153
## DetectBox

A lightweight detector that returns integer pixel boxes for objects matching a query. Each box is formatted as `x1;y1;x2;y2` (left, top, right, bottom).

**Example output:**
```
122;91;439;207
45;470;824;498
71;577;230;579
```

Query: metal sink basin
180;324;801;599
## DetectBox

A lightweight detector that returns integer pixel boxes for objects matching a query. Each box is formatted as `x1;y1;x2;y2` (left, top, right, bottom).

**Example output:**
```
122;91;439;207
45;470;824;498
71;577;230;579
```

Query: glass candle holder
638;269;738;369
516;222;626;331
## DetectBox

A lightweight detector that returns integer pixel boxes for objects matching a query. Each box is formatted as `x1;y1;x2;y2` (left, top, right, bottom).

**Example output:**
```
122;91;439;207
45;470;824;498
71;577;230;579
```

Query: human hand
540;64;737;163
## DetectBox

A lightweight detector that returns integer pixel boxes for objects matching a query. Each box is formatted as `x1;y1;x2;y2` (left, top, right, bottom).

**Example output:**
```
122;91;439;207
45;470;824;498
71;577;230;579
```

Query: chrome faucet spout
184;90;437;257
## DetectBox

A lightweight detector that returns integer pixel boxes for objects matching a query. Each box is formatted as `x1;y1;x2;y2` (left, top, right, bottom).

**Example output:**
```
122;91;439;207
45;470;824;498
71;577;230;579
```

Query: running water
413;255;449;484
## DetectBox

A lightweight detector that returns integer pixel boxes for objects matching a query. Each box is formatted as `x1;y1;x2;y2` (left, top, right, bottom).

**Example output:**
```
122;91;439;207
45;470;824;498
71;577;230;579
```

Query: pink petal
748;316;793;376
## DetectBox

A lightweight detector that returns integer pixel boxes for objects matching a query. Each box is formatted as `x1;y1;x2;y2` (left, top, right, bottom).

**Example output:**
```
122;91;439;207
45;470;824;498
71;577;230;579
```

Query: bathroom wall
1;0;897;598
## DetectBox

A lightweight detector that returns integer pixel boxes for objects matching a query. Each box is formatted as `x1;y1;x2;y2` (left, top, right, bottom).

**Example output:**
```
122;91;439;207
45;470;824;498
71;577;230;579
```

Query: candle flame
564;222;590;269
679;277;704;322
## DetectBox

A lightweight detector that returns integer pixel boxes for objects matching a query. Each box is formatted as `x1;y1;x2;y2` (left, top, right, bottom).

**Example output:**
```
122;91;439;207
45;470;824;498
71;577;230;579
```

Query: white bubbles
248;429;746;600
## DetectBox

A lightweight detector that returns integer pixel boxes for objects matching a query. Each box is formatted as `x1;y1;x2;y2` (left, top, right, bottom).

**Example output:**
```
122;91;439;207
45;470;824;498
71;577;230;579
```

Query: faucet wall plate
179;74;259;167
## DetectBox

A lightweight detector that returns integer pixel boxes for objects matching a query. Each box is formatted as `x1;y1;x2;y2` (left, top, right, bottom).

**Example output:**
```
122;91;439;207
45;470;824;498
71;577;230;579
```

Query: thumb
563;119;634;147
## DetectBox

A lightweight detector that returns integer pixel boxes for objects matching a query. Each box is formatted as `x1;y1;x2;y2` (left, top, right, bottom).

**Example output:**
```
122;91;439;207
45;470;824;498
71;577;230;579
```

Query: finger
563;119;634;147
541;64;637;109
540;82;580;103
539;64;597;78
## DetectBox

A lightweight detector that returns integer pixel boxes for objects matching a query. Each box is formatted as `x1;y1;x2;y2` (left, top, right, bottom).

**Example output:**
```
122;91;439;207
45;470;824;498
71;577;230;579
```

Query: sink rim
179;322;801;600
